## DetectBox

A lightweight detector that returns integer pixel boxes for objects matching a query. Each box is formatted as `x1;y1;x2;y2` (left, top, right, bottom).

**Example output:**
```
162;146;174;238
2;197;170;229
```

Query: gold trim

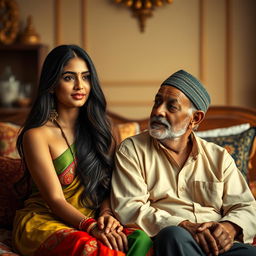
225;0;232;105
199;0;206;83
81;0;87;49
54;0;61;46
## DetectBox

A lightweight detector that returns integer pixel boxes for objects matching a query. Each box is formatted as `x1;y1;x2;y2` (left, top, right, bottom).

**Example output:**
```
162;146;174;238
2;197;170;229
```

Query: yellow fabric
111;131;256;243
12;176;94;256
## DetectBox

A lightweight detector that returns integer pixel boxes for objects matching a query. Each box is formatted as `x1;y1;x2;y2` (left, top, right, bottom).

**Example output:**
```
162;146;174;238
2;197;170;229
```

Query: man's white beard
149;116;190;140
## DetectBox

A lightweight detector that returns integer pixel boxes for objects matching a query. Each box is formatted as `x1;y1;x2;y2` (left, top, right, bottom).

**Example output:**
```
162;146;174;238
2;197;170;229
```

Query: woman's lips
71;94;85;100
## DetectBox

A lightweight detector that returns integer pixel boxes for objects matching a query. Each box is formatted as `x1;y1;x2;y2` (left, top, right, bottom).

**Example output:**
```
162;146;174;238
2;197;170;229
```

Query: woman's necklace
53;119;77;167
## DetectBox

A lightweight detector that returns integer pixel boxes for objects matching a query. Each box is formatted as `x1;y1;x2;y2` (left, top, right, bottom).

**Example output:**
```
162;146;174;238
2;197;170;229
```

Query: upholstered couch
0;106;256;255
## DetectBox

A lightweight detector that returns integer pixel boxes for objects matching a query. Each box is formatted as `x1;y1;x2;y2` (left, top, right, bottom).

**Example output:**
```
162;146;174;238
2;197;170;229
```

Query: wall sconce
114;0;173;33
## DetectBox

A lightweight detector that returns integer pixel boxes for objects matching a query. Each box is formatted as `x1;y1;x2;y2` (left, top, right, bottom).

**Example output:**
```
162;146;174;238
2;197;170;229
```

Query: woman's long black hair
16;44;113;210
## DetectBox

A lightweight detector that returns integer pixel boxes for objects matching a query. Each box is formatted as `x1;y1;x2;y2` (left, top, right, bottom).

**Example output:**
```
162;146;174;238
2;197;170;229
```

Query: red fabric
253;236;256;246
35;228;125;256
0;157;25;229
123;227;141;236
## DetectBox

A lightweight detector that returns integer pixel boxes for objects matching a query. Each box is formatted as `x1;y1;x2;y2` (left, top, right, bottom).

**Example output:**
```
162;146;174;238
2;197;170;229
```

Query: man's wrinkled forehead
156;85;189;102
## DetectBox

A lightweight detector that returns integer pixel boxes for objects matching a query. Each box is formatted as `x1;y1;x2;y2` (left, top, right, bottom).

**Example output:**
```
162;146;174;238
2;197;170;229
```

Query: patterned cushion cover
0;122;20;159
0;157;25;229
203;127;256;182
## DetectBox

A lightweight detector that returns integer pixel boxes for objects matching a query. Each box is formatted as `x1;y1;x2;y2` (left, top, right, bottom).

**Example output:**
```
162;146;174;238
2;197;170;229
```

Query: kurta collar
151;131;200;160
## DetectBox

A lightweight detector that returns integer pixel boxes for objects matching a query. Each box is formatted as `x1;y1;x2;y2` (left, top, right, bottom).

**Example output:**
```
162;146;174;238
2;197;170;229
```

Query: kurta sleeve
110;138;185;237
220;150;256;243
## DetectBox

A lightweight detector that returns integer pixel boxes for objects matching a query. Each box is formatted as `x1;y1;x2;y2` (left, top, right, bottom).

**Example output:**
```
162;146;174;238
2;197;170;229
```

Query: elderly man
111;70;256;256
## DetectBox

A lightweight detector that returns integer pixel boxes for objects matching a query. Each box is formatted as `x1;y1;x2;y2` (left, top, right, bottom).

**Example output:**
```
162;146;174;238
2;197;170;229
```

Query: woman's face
55;57;91;110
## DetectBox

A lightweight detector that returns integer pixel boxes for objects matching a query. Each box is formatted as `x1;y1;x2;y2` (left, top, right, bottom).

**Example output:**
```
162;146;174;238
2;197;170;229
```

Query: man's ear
191;110;205;128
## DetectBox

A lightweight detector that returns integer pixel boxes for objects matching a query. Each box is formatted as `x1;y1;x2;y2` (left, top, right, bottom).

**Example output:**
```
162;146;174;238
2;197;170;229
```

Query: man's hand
198;221;239;254
179;220;219;256
179;220;201;241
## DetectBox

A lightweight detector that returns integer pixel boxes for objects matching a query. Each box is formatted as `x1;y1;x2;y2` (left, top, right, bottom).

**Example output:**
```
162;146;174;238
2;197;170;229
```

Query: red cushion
0;157;25;229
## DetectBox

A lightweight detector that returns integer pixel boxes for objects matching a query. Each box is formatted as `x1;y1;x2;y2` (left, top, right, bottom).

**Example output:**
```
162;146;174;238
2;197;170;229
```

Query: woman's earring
49;108;58;122
49;93;58;122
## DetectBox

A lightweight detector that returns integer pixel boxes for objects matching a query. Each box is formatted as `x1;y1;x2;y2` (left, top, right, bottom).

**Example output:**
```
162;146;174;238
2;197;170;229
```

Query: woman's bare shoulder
23;121;56;144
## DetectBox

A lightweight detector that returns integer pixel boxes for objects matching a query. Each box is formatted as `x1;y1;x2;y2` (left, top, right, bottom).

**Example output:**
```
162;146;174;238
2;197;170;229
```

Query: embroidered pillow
203;127;256;182
0;122;20;158
113;122;140;144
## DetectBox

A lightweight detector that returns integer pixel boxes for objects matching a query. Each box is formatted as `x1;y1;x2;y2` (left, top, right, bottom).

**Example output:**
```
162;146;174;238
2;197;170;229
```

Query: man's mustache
150;116;170;128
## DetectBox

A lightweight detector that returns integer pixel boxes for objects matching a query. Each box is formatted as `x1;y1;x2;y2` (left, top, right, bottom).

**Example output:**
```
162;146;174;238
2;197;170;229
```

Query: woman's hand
97;214;123;234
91;225;128;252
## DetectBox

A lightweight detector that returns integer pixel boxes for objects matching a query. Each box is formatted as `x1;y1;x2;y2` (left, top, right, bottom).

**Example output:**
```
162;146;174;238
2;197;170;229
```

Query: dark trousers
154;226;256;256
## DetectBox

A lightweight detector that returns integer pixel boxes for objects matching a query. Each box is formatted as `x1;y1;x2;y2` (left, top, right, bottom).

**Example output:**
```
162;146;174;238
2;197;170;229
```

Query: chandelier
114;0;173;32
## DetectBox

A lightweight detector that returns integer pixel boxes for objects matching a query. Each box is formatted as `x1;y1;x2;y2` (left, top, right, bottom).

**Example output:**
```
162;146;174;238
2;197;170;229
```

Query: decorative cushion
0;122;20;159
0;157;25;229
203;127;256;182
114;122;140;144
196;123;250;137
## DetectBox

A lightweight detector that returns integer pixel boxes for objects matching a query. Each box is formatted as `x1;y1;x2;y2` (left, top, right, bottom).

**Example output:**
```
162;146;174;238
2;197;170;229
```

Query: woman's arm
23;128;127;251
23;128;86;228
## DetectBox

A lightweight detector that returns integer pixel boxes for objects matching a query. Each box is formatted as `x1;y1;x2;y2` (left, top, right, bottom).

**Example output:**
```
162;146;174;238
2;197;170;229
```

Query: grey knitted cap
161;70;211;112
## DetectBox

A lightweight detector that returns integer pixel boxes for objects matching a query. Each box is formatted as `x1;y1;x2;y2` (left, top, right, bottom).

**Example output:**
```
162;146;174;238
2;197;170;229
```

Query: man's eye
167;104;177;111
154;99;161;106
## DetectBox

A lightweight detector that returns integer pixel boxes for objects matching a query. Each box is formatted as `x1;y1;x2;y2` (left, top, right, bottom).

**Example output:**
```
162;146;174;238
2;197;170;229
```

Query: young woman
12;45;152;256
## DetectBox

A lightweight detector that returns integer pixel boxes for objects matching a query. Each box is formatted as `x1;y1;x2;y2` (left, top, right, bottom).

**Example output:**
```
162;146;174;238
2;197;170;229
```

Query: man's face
149;86;194;140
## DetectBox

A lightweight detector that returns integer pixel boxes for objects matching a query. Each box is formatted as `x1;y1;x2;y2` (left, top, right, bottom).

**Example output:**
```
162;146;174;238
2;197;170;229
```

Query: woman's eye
63;75;74;81
82;74;90;80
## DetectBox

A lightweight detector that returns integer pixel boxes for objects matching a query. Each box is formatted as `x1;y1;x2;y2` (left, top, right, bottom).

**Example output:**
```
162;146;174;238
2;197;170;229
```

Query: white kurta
111;131;256;243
